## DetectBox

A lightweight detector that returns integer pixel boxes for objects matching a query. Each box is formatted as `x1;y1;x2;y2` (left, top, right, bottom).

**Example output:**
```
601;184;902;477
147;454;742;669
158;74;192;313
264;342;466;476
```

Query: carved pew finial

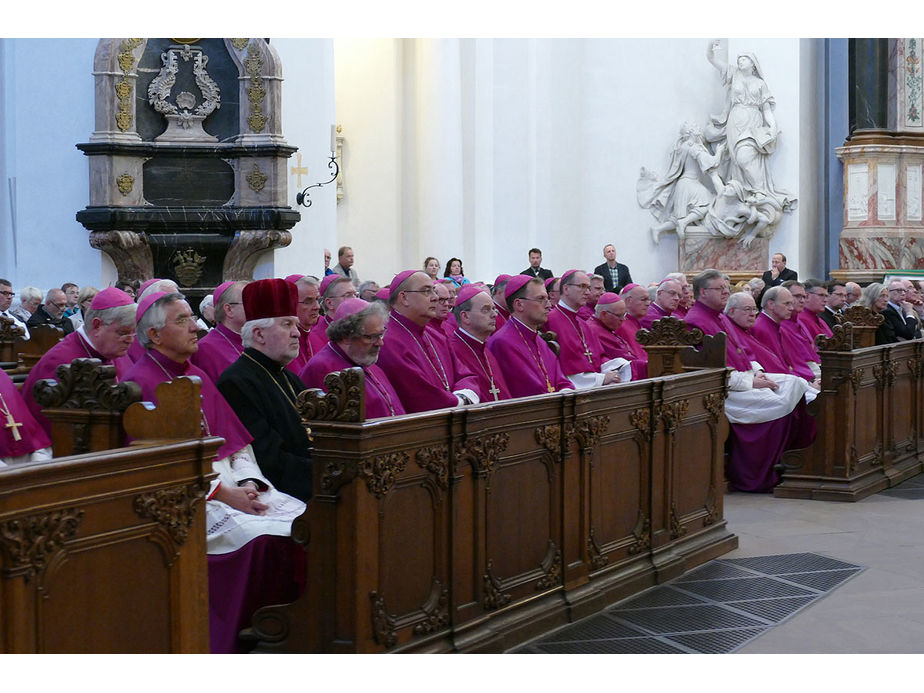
636;316;712;376
297;367;365;423
816;322;854;352
0;315;26;364
32;357;142;456
835;305;883;349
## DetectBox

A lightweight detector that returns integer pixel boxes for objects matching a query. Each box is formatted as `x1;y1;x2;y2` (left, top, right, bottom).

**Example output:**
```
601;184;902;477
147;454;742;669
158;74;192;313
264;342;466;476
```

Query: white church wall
0;38;103;293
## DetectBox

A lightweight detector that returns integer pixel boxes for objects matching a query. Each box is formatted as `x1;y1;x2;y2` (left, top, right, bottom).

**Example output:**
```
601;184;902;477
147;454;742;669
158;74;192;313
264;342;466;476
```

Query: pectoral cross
547;381;556;393
488;381;501;400
3;412;22;441
584;345;594;364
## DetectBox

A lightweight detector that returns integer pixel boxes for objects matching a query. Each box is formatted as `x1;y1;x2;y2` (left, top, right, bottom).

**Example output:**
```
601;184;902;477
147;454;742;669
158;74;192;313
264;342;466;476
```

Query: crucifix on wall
290;153;309;188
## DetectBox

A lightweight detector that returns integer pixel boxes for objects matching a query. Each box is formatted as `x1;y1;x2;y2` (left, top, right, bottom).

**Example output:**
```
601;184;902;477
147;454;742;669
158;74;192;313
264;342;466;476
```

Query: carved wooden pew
774;323;924;501
17;324;64;369
246;359;737;653
0;373;219;653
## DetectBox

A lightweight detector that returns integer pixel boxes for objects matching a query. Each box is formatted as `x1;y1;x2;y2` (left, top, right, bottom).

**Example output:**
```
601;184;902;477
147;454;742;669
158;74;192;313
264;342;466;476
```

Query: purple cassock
685;300;815;493
577;305;594;321
190;322;244;385
449;329;512;402
752;313;816;381
615;315;650;369
22;329;133;436
639;301;672;330
586;317;648;380
545;303;605;376
673;305;688;320
286;323;329;377
721;315;793;376
441;312;459;339
299;342;406;418
494;303;510;332
123;348;303;654
782;313;821;367
486;317;573;397
126;338;146;363
0;369;51;459
377;311;475;413
798;309;834;340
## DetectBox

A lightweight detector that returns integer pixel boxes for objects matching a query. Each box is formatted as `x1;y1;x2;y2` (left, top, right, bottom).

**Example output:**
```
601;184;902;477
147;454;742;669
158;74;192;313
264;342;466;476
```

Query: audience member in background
10;286;42;324
423;257;441;281
443;258;470;289
197;294;215;331
301;298;405;418
27;288;73;334
68;286;99;332
358;280;380;302
844;281;862;308
761;252;797;287
520;248;554;280
902;279;924;333
323;248;335;276
332;246;359;286
880;279;920;342
318;275;358;330
61;283;80;318
22;287;136;435
858;282;892;345
593;243;633;294
819;279;847;330
114;280;138;299
491;275;512;329
0;278;30;340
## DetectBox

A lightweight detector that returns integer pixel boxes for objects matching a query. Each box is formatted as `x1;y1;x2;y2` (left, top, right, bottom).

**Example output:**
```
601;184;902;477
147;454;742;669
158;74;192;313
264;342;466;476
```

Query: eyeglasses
0;291;14;297
298;298;318;306
566;283;591;291
737;307;759;315
888;287;906;293
359;330;386;343
519;295;551;304
403;287;437;296
52;302;67;309
436;297;450;305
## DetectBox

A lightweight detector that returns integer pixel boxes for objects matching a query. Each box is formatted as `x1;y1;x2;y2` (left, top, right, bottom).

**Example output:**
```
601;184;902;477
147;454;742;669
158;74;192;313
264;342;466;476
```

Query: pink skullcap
619;283;641;296
90;287;134;311
374;287;390;301
456;284;487;306
138;278;162;296
596;292;623;306
493;274;512;287
242;278;298;321
545;276;560;289
389;270;420;295
136;291;171;321
284;273;305;284
320;274;350;297
332;298;370;322
213;280;236;303
560;269;581;285
504;274;535;302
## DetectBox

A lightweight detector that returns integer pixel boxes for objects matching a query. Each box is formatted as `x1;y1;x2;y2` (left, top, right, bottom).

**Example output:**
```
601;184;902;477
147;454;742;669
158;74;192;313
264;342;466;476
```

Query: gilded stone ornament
369;591;398;648
171;248;207;287
230;38;250;51
245;42;268;133
113;39;142;133
133;485;201;545
297;368;364;422
246;163;268;192
416;444;450;490
116;173;134;196
0;509;83;582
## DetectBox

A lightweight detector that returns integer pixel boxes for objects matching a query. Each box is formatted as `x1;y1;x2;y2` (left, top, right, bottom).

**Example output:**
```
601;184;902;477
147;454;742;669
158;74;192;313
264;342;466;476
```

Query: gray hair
747;277;765;292
327;302;388;342
357;280;378;296
199;294;214;313
138;279;178;302
295;275;320;289
724;290;754;314
85;302;137;329
215;280;248;324
136;292;185;348
664;272;686;284
692;269;727;299
761;285;786;309
859;282;886;310
20;286;42;304
781;279;803;291
241;317;275;348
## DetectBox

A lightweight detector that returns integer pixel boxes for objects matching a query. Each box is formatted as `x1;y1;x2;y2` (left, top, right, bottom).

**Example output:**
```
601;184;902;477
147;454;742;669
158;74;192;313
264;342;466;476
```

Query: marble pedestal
678;227;769;281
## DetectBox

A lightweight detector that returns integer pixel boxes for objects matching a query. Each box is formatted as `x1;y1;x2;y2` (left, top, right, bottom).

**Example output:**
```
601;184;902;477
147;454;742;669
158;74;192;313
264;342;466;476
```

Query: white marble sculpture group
638;40;797;246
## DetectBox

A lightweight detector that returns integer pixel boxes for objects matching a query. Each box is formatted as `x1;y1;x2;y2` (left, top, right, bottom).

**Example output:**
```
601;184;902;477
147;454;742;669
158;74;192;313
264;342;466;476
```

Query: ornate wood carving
574;415;610;449
0;315;26;341
838;305;884;327
628;511;651;555
320;459;356;495
535;540;563;590
816;323;853;352
703;484;718;526
359;452;408;499
297;367;364;422
416;444;450;490
873;360;897;388
635;316;703;346
482;559;511;610
630;407;652;437
412;579;449;637
456;432;510;481
534;424;562;453
908;358;924;378
659;399;689;435
0;509;83;582
369;591;398;648
587;527;609;570
669;503;687;539
32;358;142;411
133;485;200;545
703;392;724;422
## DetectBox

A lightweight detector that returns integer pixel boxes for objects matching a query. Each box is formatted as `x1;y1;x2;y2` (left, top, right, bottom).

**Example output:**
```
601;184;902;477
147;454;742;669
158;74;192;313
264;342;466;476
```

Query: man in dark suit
593;243;633;294
520;248;553;280
761;253;798;288
819;279;847;330
879;279;921;343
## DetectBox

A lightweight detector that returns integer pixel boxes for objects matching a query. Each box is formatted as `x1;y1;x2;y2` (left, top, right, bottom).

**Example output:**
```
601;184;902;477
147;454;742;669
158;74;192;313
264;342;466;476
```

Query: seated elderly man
0;277;30;341
127;279;179;362
26;287;73;334
217;279;314;504
127;290;305;653
300;298;405;417
9;286;42;324
615;284;652;368
881;279;921;341
639;277;682;330
0;369;51;466
284;275;325;376
22;287;136;435
191;281;248;383
685;269;815;493
586;292;647;380
447;285;511;402
751;285;819;384
358;280;380;302
797;279;834;341
779;280;822;379
577;273;606;320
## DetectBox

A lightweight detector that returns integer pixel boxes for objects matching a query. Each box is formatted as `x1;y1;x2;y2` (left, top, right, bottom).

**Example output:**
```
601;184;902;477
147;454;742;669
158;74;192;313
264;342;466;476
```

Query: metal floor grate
514;552;864;654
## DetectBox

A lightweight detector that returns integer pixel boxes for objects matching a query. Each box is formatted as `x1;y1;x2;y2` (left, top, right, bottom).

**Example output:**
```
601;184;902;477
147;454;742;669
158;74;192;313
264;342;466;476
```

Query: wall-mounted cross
290;153;309;188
